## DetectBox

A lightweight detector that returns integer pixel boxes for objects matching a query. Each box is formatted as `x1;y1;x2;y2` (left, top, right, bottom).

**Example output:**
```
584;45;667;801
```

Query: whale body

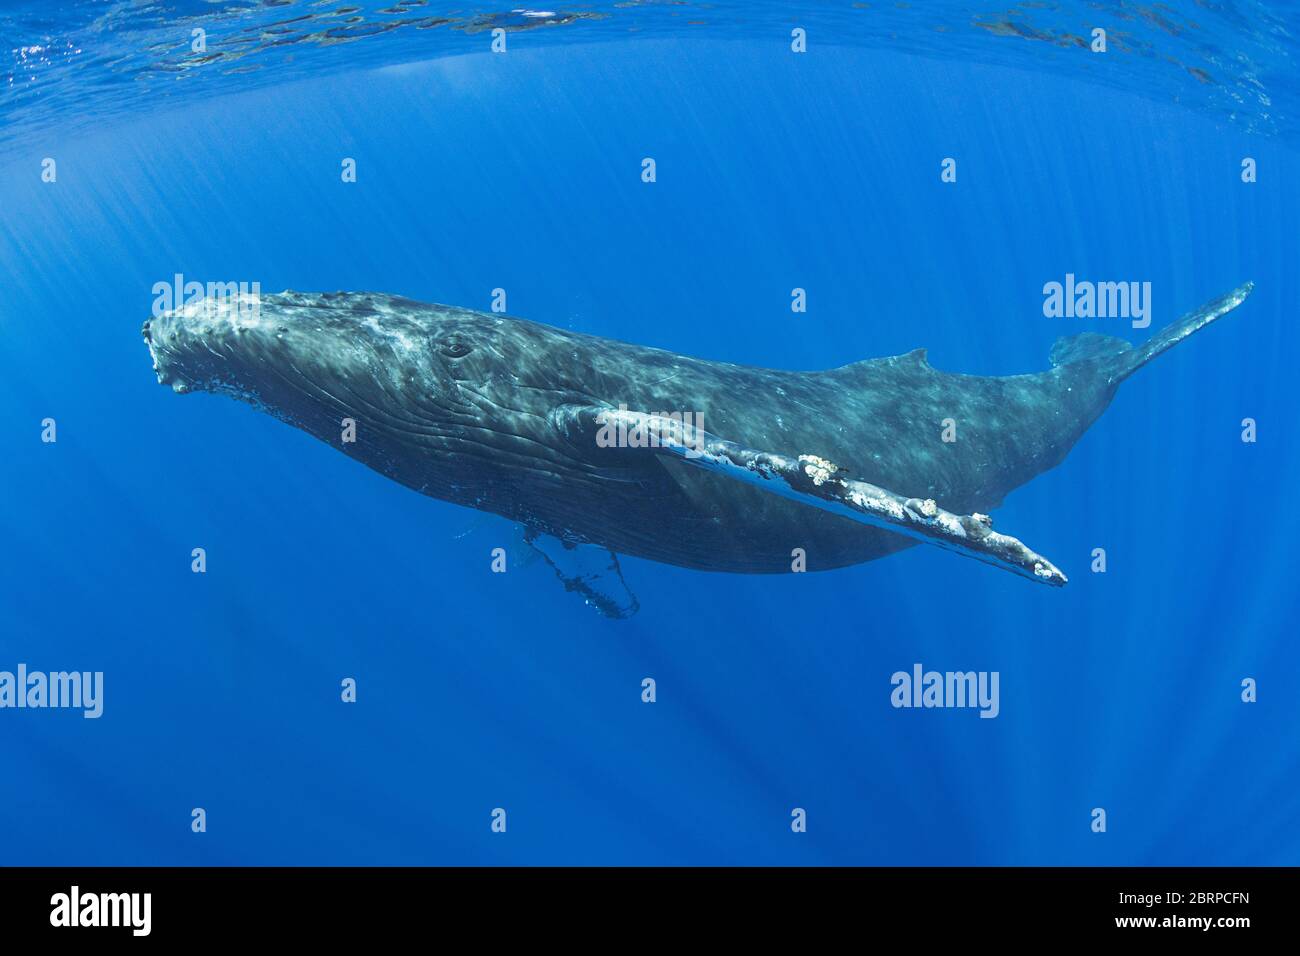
143;282;1252;595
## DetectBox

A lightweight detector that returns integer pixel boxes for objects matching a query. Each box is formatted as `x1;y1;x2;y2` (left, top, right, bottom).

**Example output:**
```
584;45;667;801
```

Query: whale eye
439;340;473;359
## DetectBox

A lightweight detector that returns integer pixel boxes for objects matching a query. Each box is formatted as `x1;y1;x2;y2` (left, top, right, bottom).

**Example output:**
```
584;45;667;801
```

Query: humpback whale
143;281;1253;614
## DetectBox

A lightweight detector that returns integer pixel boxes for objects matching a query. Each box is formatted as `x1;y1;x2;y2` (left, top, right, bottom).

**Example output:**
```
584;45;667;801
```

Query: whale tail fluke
1048;330;1132;368
1111;281;1253;384
1049;282;1253;383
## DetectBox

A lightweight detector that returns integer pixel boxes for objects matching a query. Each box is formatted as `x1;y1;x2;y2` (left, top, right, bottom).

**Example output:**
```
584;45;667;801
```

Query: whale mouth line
143;319;197;393
144;317;254;398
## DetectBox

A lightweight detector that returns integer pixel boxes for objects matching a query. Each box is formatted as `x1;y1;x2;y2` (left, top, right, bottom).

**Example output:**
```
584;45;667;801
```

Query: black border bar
0;866;1289;940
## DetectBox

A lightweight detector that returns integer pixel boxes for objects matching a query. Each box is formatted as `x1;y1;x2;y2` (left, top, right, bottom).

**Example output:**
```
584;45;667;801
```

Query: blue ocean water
1;3;1297;865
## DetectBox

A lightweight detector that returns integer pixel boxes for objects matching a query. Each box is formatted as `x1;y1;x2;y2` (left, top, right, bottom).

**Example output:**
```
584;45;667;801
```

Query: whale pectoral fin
522;528;640;619
557;405;1066;587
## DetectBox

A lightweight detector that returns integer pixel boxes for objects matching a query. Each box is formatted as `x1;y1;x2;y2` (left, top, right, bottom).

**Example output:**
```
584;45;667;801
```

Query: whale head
144;291;603;509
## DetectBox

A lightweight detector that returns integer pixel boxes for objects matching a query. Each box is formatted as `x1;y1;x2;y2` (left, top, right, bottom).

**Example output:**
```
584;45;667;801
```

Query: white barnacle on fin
798;454;837;486
958;513;994;540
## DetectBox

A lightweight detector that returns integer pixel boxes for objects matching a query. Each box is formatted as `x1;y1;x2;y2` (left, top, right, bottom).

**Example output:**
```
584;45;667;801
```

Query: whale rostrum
144;281;1253;613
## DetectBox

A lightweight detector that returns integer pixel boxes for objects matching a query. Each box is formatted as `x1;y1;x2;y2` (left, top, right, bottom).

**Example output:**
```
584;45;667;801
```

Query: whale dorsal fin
831;348;929;376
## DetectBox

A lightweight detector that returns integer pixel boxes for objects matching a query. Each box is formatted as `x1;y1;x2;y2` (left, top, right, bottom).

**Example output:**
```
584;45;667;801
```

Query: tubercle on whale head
143;289;270;396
